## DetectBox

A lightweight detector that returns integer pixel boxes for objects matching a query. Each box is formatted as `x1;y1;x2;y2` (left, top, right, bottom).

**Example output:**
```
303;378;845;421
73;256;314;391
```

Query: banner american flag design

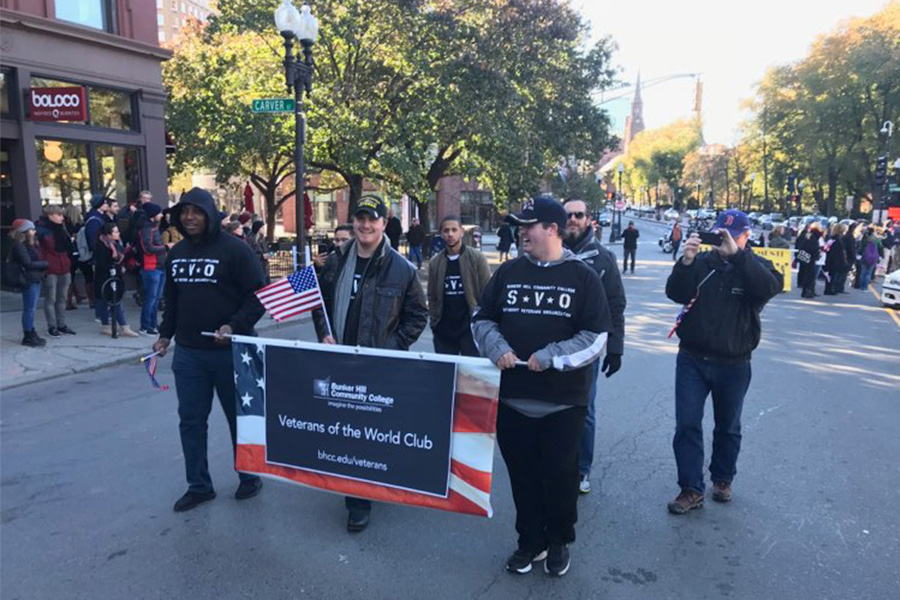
255;266;324;322
231;335;500;517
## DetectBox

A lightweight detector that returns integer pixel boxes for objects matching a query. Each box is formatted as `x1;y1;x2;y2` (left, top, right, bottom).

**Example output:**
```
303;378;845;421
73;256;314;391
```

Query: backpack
75;216;101;263
2;255;25;289
863;241;879;267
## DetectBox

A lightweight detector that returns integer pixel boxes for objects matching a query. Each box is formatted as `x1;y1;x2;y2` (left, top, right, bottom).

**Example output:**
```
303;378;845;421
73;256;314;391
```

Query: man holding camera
665;210;782;514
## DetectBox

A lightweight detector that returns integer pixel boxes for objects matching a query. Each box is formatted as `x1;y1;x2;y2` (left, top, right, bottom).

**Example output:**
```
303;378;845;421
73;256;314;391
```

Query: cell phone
317;243;329;254
698;231;724;246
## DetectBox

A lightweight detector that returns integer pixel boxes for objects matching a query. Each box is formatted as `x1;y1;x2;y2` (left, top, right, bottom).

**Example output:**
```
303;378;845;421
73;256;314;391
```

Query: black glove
601;353;622;378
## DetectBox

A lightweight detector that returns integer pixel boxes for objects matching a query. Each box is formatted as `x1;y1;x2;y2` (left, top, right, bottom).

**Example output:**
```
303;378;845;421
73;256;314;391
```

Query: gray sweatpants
43;273;71;329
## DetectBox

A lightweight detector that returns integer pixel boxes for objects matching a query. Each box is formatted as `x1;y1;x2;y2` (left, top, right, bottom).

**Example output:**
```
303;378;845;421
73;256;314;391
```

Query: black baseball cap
506;196;567;231
355;195;387;219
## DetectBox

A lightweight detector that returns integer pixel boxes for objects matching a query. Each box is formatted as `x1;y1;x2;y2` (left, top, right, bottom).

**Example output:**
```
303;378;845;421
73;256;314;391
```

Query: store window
89;87;134;130
313;192;336;229
460;190;496;231
0;68;11;117
94;145;141;205
35;140;92;209
56;0;115;33
30;77;135;131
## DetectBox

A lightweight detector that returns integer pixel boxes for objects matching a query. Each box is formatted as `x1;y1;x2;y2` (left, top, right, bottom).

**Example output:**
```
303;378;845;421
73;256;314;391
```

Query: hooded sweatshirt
471;250;611;407
158;188;265;349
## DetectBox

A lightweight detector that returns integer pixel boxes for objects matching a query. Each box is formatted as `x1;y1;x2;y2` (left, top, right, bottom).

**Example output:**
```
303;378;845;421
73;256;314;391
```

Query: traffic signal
875;155;888;187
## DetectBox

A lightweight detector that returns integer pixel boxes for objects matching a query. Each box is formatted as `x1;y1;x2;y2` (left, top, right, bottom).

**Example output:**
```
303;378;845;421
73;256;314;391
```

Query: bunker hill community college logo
313;377;331;398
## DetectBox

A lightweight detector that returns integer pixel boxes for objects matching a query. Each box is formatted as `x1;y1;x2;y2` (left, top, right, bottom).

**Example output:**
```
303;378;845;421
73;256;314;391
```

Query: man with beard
561;198;626;494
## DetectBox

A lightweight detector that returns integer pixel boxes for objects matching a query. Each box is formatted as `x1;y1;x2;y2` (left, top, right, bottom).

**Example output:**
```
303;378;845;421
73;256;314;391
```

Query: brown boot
667;489;704;514
711;481;732;503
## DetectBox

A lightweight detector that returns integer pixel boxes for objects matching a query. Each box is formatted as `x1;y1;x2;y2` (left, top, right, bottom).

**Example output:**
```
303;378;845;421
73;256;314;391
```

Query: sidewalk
0;291;291;391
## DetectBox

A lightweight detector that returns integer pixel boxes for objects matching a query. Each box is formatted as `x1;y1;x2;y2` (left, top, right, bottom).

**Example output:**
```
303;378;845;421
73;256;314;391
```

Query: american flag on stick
255;265;325;323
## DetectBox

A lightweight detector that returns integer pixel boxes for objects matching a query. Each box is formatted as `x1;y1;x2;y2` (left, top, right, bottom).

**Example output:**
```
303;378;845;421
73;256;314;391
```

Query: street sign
615;200;626;211
251;98;295;113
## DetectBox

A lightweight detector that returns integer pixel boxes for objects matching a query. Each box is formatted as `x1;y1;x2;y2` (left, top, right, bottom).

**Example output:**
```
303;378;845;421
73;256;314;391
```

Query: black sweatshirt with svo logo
159;190;265;349
665;249;782;362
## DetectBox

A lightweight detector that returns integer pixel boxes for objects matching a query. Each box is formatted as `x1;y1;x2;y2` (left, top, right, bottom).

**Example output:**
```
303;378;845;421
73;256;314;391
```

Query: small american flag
255;265;324;322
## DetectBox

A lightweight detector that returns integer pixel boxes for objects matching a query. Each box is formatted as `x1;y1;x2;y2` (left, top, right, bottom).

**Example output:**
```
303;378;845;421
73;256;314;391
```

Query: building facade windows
0;68;11;117
55;0;115;33
29;77;136;131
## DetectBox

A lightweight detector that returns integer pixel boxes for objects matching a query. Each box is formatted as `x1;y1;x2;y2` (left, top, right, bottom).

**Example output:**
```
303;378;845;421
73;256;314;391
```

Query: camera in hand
698;231;724;246
317;243;329;255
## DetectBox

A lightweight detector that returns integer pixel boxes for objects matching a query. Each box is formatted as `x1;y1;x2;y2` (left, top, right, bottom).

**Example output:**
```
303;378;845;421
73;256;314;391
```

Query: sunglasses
566;211;586;220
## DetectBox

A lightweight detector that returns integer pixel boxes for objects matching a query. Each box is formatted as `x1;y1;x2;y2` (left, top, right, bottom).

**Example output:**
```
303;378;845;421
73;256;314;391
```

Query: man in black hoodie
152;188;266;513
665;210;781;515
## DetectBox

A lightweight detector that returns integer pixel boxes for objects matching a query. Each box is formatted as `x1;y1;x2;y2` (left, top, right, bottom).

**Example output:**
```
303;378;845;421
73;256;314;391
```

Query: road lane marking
868;284;900;332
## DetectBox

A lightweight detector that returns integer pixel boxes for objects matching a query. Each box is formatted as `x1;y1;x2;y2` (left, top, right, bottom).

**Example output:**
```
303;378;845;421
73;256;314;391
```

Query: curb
0;315;311;392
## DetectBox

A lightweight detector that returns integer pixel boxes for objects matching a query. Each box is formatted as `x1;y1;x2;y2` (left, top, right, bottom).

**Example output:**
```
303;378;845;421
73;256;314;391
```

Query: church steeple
623;72;645;154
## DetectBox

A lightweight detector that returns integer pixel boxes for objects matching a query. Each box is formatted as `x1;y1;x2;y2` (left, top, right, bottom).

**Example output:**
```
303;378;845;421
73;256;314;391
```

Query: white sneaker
579;475;591;494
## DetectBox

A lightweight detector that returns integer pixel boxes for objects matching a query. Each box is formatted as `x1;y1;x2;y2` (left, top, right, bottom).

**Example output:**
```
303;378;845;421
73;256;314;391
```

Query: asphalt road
3;222;899;600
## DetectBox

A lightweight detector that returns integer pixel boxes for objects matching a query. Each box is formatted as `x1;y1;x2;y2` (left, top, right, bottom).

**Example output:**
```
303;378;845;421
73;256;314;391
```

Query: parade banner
699;245;792;292
231;335;501;517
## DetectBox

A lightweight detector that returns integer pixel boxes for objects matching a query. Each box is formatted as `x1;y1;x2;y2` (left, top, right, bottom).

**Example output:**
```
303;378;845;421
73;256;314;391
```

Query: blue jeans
858;263;876;290
578;360;601;477
95;297;127;326
673;350;751;494
172;345;258;493
21;282;41;332
409;245;423;268
140;270;165;331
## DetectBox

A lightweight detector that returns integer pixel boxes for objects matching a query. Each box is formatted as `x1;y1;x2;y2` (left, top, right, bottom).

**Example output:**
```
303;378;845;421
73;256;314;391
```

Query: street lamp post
610;163;624;243
695;181;701;209
876;120;894;225
275;0;318;268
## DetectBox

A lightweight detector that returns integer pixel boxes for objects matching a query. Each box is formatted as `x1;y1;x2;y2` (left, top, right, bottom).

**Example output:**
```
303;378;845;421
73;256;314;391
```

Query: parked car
663;208;680;221
594;211;611;227
881;270;900;309
697;208;717;220
747;212;762;225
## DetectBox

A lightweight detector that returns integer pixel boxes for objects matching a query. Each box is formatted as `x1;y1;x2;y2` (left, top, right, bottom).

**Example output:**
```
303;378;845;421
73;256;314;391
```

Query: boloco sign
28;87;88;122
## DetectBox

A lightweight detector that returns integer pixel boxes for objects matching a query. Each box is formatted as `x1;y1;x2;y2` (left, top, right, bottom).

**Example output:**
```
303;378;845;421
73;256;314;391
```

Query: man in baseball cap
355;194;388;220
664;208;782;515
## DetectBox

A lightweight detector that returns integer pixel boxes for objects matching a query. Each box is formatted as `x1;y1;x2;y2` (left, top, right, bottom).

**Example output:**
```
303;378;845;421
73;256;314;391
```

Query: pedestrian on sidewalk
823;224;848;296
622;221;639;273
80;195;113;321
8;219;48;347
93;222;139;338
562;198;626;495
427;215;492;356
36;206;76;337
64;204;90;310
406;217;425;269
665;210;782;514
497;221;515;262
152;188;267;513
137;203;167;335
472;196;612;578
385;210;403;250
245;220;270;283
313;195;427;533
671;222;683;261
796;224;822;298
768;226;790;250
857;228;880;290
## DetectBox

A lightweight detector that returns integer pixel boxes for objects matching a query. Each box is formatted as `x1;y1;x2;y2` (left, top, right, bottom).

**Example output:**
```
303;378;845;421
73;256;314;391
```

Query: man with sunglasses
562;198;626;495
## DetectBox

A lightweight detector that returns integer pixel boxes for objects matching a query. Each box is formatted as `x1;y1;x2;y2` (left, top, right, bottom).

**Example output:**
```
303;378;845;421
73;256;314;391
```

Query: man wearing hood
561;198;626;494
313;195;427;533
472;196;612;577
152;188;266;513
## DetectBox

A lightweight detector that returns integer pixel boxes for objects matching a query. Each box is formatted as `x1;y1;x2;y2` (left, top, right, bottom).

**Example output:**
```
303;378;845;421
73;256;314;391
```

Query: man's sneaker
139;328;159;336
505;548;547;574
667;489;704;514
173;490;216;512
544;544;570;577
234;478;263;500
47;327;62;338
711;480;732;503
57;325;77;335
579;475;591;494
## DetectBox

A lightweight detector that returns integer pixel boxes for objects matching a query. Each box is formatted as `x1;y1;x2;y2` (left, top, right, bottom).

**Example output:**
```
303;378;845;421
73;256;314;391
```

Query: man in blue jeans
137;202;167;335
153;188;266;513
665;210;782;514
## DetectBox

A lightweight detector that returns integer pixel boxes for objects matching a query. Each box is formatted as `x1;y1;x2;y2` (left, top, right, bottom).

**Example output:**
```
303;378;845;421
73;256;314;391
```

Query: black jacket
666;249;782;362
159;189;266;349
622;227;639;249
10;241;48;285
406;224;425;247
313;238;427;350
564;228;627;355
824;237;848;274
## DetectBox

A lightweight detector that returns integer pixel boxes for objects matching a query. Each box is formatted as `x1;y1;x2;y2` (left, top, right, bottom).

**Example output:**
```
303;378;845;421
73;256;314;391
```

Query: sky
575;0;891;146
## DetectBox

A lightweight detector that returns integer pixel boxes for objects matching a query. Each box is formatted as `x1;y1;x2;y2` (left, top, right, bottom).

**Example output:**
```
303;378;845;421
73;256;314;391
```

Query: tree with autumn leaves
164;0;617;234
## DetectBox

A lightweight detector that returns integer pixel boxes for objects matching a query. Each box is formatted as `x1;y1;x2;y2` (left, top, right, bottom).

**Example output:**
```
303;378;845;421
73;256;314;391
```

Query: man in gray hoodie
472;196;612;578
